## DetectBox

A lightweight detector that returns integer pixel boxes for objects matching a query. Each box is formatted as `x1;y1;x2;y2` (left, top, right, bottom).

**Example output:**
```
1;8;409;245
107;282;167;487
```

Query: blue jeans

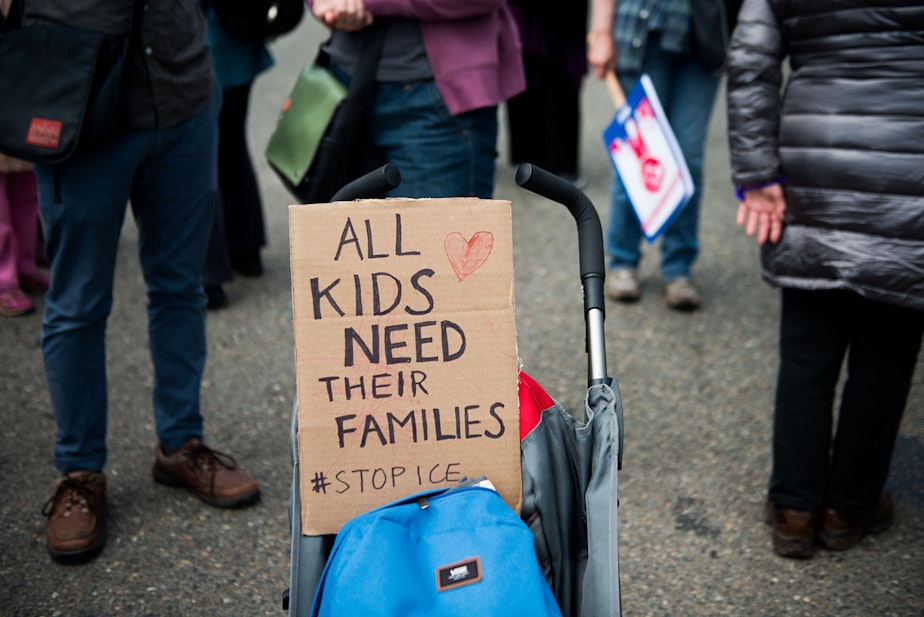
370;80;498;199
332;63;499;200
607;37;720;279
35;91;219;474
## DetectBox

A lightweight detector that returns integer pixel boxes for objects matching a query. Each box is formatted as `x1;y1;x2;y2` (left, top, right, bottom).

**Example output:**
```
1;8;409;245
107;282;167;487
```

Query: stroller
283;164;624;616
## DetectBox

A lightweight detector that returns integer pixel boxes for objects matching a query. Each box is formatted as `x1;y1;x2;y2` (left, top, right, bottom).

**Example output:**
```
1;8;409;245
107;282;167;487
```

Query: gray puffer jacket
726;0;924;311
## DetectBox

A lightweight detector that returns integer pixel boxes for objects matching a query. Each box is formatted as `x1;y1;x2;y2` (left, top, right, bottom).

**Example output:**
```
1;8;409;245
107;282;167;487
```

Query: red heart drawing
444;231;494;280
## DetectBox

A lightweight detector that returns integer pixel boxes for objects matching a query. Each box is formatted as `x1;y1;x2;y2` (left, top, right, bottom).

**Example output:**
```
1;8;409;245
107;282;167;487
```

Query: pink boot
0;287;35;316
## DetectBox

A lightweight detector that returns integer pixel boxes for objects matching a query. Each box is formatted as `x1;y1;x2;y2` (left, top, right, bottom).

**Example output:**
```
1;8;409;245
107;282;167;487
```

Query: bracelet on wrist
734;177;784;201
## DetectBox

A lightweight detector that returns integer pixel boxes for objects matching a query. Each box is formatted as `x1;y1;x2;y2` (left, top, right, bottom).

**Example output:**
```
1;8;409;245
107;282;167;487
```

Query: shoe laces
42;477;100;518
185;443;238;472
184;444;239;496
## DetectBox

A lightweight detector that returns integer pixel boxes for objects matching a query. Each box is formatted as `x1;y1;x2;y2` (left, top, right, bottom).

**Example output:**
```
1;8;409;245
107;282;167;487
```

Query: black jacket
23;0;214;128
726;0;924;310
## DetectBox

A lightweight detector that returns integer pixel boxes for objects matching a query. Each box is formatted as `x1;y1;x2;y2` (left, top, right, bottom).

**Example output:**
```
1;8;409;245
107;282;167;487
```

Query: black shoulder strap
1;0;24;32
344;20;389;102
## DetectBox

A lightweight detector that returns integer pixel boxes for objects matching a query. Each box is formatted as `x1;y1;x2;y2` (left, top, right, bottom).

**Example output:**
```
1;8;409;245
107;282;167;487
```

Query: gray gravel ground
2;17;922;617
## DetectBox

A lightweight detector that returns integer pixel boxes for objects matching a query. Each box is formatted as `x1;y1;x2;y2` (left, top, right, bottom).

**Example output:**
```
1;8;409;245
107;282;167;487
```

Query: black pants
217;82;265;255
202;83;266;287
505;50;581;177
769;288;923;515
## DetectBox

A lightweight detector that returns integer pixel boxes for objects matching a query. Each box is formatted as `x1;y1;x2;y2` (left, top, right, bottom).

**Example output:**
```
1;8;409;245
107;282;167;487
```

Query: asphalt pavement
1;17;922;617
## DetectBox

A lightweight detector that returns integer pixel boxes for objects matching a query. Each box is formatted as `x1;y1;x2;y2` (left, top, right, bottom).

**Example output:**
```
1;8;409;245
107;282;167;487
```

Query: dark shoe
817;492;894;551
764;500;815;559
43;471;107;563
153;438;260;508
230;251;263;277
205;285;229;310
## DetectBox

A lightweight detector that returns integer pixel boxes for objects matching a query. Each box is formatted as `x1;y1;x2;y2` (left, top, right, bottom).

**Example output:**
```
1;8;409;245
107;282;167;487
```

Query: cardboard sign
602;74;694;241
289;198;521;535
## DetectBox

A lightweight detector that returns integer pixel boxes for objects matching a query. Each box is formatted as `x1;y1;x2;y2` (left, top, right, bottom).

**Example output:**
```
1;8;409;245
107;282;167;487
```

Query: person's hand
0;153;32;174
736;182;787;245
586;30;615;79
312;0;373;31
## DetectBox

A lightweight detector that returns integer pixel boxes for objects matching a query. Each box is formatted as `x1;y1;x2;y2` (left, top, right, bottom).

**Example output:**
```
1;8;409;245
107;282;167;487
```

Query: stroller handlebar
330;164;401;202
515;163;606;315
515;163;609;384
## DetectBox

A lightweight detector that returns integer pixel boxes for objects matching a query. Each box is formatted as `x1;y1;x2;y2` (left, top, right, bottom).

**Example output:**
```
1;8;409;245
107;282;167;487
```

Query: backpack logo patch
436;557;483;592
26;118;63;150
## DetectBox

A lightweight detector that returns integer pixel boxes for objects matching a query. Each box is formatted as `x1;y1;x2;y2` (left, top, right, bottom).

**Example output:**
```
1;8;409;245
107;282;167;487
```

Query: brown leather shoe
763;500;815;559
153;438;260;508
817;492;894;551
43;471;106;563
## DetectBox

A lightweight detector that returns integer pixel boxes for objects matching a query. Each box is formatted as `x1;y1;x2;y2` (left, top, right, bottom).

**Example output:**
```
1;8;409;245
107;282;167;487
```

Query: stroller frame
284;164;623;616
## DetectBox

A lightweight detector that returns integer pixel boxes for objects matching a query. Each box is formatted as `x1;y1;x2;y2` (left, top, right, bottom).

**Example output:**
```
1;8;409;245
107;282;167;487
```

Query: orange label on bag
26;118;63;149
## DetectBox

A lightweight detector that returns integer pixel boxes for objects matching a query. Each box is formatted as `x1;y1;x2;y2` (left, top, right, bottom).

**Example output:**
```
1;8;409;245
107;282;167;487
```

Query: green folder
265;60;347;187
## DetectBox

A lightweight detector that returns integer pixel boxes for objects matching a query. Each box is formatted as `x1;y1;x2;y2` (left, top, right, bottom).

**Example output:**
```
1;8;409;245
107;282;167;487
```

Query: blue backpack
309;482;562;616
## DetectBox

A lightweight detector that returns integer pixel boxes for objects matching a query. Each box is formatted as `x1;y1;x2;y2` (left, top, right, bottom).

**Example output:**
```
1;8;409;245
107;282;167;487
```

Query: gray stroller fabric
287;382;622;616
287;403;334;617
520;383;622;617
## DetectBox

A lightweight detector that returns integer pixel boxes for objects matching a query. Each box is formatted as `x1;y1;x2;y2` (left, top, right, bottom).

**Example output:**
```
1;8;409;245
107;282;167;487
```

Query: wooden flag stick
605;71;626;109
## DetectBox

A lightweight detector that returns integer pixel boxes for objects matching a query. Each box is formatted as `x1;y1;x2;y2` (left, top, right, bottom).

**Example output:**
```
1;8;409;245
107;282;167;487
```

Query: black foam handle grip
330;164;401;202
515;163;606;314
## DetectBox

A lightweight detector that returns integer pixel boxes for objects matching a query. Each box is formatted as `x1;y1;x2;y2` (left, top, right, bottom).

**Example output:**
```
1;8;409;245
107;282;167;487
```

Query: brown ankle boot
43;471;106;563
818;492;894;551
764;500;815;559
153;438;260;508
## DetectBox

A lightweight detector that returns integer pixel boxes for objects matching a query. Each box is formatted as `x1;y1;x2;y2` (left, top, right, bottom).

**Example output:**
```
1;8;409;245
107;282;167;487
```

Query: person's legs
0;174;16;290
768;288;849;511
133;92;259;508
370;80;498;199
201;87;232;306
201;189;233;309
217;82;266;262
605;163;644;270
643;53;719;280
505;51;541;168
826;296;924;513
606;40;672;273
36;138;141;474
507;51;582;178
604;68;644;272
130;90;218;454
9;171;41;279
